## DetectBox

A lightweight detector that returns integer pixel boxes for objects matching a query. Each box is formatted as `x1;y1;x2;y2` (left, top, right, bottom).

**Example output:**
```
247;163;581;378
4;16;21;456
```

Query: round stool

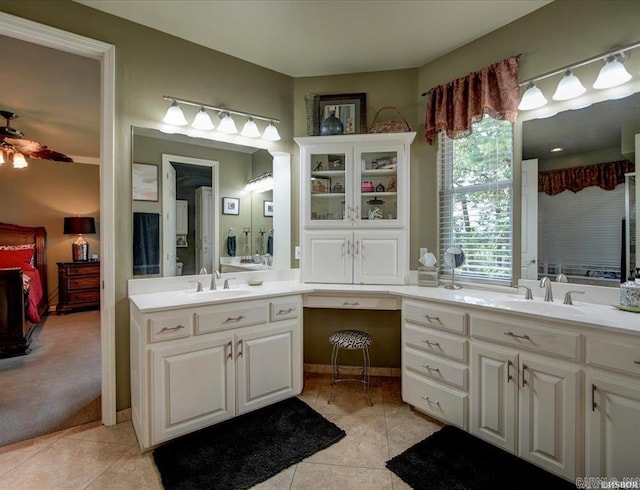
328;329;373;406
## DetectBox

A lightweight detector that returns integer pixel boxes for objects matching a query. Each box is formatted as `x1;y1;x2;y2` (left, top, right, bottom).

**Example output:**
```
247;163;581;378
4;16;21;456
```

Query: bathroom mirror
522;91;640;286
132;127;290;276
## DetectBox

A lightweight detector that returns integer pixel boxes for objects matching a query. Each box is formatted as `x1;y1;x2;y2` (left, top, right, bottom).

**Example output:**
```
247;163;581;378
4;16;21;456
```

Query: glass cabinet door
358;149;400;222
309;152;349;222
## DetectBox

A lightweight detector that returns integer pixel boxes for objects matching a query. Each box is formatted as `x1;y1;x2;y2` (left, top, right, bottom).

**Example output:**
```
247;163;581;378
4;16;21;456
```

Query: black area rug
153;397;346;490
386;425;577;490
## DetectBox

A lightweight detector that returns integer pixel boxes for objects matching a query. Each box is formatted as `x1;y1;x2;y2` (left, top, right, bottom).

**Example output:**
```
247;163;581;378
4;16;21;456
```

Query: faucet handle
563;290;584;305
518;285;533;300
188;280;204;292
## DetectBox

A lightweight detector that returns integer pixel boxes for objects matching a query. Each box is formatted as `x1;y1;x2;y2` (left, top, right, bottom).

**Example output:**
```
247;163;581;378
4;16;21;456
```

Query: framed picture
222;197;240;215
317;93;367;135
132;163;158;201
263;200;274;217
311;177;330;194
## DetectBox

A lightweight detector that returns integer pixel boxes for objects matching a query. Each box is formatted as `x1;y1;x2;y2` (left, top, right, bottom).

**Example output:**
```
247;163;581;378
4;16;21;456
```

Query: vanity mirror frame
131;126;291;277
519;89;640;286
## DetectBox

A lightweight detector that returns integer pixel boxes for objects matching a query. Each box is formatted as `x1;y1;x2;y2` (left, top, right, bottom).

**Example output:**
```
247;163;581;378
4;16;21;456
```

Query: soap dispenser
253;251;261;264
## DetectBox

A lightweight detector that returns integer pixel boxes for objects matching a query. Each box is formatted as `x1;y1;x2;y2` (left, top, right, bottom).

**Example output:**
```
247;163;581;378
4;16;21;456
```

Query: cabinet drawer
148;311;193;343
404;300;467;335
471;314;580;360
196;303;268;335
587;337;640;376
404;323;467;363
68;276;100;290
404;346;468;391
304;294;399;310
270;298;300;322
67;264;100;276
403;370;468;429
67;291;100;304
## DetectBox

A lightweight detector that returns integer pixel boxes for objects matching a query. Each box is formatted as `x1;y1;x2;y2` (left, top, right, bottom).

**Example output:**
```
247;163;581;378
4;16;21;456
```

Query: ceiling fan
0;110;73;168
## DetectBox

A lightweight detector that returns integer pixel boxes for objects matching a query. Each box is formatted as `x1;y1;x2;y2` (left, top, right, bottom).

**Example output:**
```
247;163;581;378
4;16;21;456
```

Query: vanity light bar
518;39;640;110
163;95;280;123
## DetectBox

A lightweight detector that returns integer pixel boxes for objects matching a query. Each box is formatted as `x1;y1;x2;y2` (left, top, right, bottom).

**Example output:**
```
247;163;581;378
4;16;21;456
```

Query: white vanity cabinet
585;334;640;478
130;295;303;450
401;299;470;429
470;313;581;481
295;133;415;285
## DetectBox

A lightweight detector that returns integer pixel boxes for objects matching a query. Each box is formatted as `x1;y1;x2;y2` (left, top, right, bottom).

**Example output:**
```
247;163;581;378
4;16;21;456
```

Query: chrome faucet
223;277;236;289
518;285;533;300
188;280;203;292
556;273;568;283
539;276;553;302
210;270;221;290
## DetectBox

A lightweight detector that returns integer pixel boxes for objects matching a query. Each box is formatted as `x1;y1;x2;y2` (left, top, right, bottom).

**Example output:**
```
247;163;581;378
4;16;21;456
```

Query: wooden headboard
0;222;48;308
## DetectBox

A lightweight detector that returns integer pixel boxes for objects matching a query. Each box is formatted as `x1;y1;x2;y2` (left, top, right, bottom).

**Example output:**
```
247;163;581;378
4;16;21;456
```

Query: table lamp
64;216;96;261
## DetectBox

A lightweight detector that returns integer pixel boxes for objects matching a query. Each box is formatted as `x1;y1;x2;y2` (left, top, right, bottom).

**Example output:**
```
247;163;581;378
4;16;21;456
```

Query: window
438;115;513;284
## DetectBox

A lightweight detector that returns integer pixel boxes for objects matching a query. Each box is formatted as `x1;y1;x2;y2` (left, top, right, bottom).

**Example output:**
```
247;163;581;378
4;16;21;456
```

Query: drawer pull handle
421;396;440;405
160;325;185;332
420;364;441;374
425;315;442;324
522;363;528;387
634;361;640;365
507;360;513;383
277;308;295;315
421;340;440;348
343;301;360;306
225;315;245;323
237;340;243;358
504;331;530;340
227;341;232;360
591;384;597;411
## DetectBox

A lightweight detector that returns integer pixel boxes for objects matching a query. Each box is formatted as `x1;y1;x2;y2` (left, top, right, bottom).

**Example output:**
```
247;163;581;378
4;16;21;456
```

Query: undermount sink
179;288;252;299
492;298;584;315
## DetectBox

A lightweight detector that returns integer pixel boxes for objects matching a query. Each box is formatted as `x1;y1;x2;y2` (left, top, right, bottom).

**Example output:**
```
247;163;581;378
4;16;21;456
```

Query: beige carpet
0;310;101;447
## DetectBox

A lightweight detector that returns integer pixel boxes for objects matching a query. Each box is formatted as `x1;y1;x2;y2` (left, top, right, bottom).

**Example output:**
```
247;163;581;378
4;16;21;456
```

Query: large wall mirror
521;91;640;286
132;127;290;276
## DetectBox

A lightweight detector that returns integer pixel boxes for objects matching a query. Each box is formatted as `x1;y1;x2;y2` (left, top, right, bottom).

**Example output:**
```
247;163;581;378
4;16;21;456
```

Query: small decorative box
418;266;439;287
361;181;374;192
620;281;640;307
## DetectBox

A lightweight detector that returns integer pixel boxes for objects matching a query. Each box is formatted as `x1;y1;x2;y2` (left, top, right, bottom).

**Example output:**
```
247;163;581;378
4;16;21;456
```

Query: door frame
0;12;117;425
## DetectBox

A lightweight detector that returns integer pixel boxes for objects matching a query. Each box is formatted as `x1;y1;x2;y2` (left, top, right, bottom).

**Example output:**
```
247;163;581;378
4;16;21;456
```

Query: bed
0;222;48;357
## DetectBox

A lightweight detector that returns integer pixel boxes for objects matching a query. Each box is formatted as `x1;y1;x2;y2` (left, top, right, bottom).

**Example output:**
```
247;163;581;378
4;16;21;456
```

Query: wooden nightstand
56;261;100;314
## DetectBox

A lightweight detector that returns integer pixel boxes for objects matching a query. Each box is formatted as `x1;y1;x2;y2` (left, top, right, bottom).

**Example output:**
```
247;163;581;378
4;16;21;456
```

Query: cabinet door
150;333;235;444
470;345;518;453
175;200;188;235
303;146;353;227
195;186;213;273
586;374;640;478
353;230;405;284
236;322;302;414
302;230;352;283
356;145;405;227
518;356;580;480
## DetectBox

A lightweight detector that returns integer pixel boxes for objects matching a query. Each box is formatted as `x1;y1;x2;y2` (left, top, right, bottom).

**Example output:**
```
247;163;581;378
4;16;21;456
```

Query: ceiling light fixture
518;39;640;110
244;172;273;192
12;152;28;169
162;96;281;142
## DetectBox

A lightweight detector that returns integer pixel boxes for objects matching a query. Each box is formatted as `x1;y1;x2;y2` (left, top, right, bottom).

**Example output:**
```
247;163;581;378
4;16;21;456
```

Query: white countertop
128;276;640;337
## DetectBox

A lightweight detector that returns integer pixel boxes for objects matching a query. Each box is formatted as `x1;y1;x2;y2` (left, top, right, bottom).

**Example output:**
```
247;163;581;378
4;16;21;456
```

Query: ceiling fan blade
4;137;74;163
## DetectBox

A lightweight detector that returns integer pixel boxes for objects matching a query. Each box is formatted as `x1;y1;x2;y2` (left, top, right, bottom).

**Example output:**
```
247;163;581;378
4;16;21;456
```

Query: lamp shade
64;217;96;235
262;122;281;141
593;56;632;89
518;82;547;110
552;70;586;100
163;101;188;126
192;107;215;130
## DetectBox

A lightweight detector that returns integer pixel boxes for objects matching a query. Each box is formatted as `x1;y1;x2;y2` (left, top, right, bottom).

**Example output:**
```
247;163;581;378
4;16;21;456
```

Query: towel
227;235;236;257
267;236;273;256
133;212;160;275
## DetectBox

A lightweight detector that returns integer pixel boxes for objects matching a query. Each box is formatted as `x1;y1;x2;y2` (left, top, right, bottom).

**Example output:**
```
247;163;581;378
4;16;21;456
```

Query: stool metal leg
362;346;372;406
329;344;339;404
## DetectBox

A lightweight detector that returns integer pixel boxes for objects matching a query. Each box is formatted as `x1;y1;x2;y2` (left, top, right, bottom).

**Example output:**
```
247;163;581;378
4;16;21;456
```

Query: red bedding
0;247;43;323
23;269;43;323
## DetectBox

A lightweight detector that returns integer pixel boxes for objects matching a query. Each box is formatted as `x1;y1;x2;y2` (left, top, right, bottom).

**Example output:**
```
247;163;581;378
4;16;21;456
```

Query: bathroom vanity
129;277;640;480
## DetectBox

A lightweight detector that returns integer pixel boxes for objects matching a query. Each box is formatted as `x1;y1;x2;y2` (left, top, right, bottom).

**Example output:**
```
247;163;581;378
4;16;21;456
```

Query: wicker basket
369;106;412;133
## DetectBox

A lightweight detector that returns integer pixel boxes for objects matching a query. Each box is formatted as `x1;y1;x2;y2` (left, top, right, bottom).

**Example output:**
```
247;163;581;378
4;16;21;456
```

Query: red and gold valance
538;160;635;195
424;57;520;145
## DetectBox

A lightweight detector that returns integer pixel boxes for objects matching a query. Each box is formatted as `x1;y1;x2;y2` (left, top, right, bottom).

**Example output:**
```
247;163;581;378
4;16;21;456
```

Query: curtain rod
420;54;523;96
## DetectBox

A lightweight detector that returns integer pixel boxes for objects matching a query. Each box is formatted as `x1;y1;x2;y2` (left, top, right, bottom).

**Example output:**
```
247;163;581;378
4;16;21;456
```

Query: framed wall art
132;163;159;201
263;200;274;217
316;93;367;135
222;197;240;215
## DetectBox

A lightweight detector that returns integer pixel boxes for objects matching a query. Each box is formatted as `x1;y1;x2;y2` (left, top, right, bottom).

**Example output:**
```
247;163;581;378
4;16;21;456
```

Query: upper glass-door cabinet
308;148;352;224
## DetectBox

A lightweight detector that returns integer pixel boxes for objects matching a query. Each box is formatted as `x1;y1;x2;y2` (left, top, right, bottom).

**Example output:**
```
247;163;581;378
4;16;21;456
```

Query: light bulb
12;152;28;169
241;118;261;138
552;70;586;100
192;107;214;130
593;55;632;89
163;101;188;126
217;113;238;134
518;82;547;110
262;122;281;141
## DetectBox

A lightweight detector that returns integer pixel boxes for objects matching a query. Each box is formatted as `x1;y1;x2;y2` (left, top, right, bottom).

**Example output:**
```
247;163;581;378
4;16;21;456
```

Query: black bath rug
386;425;577;490
153;397;345;489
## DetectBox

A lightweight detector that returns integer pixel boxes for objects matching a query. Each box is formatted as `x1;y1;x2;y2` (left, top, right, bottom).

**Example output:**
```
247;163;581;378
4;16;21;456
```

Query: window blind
438;116;513;284
538;184;624;280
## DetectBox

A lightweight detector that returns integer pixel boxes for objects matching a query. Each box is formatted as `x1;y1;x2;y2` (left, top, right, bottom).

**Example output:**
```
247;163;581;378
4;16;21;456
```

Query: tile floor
0;373;443;489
